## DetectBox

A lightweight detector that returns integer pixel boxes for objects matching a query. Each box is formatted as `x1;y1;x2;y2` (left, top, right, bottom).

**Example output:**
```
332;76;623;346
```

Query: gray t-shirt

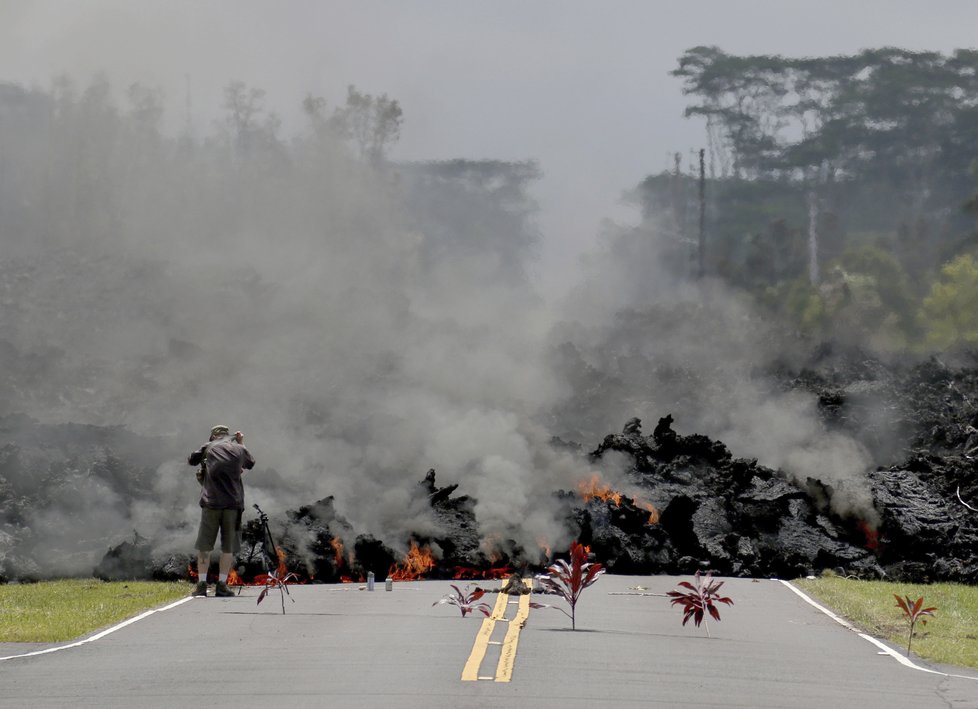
188;436;256;510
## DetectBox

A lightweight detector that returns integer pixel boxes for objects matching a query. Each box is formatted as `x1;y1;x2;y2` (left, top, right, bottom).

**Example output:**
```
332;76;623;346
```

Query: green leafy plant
894;594;937;656
432;584;492;618
667;571;734;637
531;541;605;630
257;568;299;615
920;254;978;349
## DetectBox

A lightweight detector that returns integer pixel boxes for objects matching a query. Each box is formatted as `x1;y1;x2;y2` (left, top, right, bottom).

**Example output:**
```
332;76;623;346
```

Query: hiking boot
191;581;208;597
214;581;234;597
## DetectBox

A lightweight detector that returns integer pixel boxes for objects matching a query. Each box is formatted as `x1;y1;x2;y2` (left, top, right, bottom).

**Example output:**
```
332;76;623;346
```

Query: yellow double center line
461;579;533;682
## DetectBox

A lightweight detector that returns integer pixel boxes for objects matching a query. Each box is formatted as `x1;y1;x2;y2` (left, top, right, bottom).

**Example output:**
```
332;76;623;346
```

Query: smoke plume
0;75;881;577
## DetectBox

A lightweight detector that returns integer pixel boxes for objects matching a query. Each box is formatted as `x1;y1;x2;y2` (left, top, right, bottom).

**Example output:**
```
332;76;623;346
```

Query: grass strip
0;579;189;642
795;574;978;669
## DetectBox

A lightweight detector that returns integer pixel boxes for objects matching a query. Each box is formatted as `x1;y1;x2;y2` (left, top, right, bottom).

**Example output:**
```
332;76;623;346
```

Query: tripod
239;502;282;595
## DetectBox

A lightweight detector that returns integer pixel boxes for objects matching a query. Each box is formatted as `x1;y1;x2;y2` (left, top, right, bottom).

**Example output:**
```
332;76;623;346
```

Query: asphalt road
1;575;976;708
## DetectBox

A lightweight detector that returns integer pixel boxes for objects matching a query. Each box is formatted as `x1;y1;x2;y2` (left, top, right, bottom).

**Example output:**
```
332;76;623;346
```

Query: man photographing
188;425;256;597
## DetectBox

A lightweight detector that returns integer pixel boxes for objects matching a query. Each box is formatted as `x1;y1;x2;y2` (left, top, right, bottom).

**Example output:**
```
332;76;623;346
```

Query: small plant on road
432;584;492;617
531;540;605;630
668;571;733;638
257;568;298;615
894;594;937;656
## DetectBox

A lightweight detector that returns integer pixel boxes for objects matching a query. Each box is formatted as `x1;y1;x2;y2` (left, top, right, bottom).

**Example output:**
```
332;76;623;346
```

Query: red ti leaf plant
257;568;299;614
432;584;493;618
667;571;733;638
530;541;605;630
894;594;937;656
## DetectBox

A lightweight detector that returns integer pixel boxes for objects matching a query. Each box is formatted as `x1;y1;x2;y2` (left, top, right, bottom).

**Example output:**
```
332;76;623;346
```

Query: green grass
795;575;978;669
0;579;189;643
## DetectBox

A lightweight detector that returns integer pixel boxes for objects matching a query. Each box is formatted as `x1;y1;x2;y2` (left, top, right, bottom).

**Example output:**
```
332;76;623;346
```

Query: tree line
0;75;542;427
634;46;978;352
0;75;539;281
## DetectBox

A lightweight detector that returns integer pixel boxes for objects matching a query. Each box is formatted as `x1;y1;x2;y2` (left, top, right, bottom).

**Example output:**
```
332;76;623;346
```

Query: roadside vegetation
795;574;978;669
0;579;188;643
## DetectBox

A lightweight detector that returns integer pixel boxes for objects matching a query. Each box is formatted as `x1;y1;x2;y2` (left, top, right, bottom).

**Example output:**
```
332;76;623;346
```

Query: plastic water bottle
367;571;375;591
385;575;393;591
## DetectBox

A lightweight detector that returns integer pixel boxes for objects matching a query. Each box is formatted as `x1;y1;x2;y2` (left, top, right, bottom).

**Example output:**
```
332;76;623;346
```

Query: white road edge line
0;596;194;662
780;580;978;682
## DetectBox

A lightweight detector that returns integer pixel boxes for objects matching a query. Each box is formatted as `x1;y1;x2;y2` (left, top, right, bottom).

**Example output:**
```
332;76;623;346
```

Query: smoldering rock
275;495;356;581
0;414;175;580
96;533;193;582
867;457;978;582
94;533;152;581
417;470;485;572
214;472;486;583
22;345;978;585
344;470;503;580
790;349;978;463
584;416;877;578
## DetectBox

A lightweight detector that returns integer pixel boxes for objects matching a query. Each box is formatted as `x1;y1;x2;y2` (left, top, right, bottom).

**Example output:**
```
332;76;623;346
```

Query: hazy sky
3;0;978;293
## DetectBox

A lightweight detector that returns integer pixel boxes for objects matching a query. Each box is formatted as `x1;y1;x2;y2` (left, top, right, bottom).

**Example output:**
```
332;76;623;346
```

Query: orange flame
478;535;505;564
578;473;622;505
577;472;660;524
388;541;436;581
329;537;345;568
275;546;288;578
635;499;661;525
227;568;243;586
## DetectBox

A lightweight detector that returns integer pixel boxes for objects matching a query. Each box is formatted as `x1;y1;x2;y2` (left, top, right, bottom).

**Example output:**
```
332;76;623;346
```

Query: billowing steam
0;75;877;578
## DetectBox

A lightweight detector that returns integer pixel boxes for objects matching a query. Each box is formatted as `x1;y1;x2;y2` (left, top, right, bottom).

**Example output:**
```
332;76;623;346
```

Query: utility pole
807;189;819;285
673;152;685;239
698;148;706;279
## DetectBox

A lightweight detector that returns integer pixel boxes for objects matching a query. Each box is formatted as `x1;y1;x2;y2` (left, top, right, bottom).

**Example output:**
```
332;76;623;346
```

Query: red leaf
670;571;733;633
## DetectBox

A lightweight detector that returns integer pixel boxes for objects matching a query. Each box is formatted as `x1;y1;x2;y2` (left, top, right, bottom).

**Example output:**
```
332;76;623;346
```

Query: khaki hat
210;425;230;437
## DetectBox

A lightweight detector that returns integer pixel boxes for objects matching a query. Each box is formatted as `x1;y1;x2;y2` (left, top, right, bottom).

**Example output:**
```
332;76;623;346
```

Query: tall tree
920;253;978;349
329;85;403;165
667;46;978;284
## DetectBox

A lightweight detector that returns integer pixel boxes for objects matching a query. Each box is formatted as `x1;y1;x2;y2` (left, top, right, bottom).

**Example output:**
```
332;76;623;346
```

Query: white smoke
0;68;885;578
553;217;878;519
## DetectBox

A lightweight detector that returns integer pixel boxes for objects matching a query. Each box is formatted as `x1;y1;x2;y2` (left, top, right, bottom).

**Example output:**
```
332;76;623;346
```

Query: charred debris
5;351;978;585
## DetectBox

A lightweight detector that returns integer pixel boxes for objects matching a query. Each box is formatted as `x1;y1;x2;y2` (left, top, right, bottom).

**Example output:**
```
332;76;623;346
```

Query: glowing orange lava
577;472;660;524
329;537;345;568
388;541;436;581
452;565;514;580
857;520;879;551
635;499;661;525
578;473;623;505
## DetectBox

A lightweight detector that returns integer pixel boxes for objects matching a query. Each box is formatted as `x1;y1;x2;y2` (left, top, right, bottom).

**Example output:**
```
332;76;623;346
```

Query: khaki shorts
195;508;243;553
